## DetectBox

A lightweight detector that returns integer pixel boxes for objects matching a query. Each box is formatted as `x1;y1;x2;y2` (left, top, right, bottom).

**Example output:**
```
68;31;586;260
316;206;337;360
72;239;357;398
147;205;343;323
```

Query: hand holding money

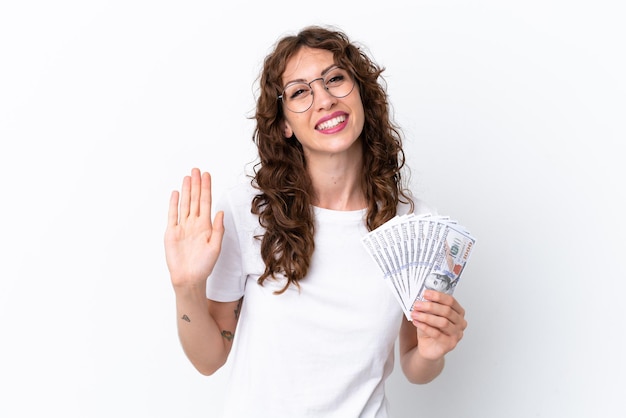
361;213;476;321
410;289;467;360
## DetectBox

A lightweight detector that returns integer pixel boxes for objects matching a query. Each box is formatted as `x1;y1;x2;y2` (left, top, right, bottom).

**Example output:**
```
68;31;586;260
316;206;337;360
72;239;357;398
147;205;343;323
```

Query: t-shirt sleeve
414;198;438;216
205;188;247;302
398;194;438;217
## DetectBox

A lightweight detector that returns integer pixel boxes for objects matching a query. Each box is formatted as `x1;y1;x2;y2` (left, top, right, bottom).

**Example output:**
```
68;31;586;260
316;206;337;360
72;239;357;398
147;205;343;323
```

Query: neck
307;153;366;211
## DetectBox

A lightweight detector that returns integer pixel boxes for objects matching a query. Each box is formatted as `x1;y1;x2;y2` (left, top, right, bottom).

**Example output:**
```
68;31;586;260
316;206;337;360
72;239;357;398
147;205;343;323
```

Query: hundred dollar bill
362;216;411;312
362;213;476;320
412;221;475;306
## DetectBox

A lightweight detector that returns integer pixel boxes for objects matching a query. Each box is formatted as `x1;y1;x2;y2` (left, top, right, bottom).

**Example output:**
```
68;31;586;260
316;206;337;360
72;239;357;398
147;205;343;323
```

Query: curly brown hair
251;25;414;294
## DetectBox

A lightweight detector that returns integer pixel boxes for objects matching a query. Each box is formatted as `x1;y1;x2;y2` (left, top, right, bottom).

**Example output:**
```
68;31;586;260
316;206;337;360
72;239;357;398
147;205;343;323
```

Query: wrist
172;281;207;300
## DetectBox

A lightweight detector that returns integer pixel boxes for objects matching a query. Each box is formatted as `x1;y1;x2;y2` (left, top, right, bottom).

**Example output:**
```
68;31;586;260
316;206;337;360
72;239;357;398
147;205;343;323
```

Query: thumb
209;211;226;251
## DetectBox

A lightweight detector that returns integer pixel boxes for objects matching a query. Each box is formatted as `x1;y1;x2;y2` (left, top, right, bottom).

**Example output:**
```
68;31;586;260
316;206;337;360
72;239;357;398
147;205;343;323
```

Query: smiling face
281;47;365;161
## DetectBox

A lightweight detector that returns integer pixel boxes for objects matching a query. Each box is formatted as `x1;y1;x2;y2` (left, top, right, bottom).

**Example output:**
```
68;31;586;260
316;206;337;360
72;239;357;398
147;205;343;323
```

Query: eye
287;84;311;100
325;69;348;86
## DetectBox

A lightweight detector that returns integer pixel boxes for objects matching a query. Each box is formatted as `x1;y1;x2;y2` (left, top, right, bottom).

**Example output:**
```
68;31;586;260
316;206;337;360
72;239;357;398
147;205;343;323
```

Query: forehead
282;47;335;84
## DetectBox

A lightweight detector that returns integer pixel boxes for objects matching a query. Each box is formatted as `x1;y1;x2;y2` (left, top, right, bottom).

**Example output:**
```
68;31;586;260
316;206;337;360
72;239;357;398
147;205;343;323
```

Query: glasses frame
277;66;355;113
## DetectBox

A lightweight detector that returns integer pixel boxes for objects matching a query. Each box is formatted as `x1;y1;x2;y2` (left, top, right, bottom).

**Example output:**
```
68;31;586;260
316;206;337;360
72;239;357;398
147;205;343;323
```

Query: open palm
164;168;224;288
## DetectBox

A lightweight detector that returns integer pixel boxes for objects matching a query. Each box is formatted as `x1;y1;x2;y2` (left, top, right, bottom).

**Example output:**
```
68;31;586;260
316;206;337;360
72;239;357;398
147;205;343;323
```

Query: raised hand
164;168;225;289
410;290;467;360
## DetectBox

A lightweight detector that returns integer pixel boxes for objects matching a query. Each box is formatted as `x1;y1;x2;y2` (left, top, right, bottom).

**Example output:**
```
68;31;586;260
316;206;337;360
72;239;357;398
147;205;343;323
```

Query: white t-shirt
207;180;432;418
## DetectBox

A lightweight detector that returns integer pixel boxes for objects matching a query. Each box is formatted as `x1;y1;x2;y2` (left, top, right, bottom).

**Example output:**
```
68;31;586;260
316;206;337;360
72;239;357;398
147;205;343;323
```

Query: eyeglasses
278;66;355;113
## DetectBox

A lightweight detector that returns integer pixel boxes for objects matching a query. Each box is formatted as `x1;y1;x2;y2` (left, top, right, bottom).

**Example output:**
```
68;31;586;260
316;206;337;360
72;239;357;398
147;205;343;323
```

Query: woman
165;25;467;417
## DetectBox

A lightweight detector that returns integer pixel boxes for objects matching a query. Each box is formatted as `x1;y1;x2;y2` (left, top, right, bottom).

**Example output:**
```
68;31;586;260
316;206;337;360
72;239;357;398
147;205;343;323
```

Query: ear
282;121;293;138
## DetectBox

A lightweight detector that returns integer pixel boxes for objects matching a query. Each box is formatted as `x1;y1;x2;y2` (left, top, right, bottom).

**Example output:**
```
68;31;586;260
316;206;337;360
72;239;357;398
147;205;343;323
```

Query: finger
415;320;463;354
189;168;201;217
199;171;213;224
179;175;192;220
414;320;443;339
411;309;451;332
167;190;180;227
412;308;466;346
209;211;225;252
416;303;463;332
421;290;466;318
412;296;466;331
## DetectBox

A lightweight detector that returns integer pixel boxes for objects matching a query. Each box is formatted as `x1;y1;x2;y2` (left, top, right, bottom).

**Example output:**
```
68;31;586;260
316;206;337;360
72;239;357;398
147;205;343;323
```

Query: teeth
317;115;346;130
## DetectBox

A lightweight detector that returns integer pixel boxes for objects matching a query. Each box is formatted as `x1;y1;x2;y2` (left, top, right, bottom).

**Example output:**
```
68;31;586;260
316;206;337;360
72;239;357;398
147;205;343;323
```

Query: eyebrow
282;64;340;88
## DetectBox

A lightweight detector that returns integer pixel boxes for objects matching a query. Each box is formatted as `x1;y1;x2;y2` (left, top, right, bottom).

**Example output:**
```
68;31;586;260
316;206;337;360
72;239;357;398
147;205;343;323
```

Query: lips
315;114;347;131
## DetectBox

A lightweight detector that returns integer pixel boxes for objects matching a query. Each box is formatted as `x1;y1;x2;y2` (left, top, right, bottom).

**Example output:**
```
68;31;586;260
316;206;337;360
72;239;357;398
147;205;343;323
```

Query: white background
1;1;625;417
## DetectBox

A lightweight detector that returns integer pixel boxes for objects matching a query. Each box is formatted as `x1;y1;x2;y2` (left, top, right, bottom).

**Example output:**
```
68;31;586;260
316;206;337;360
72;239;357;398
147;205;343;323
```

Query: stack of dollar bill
361;213;476;321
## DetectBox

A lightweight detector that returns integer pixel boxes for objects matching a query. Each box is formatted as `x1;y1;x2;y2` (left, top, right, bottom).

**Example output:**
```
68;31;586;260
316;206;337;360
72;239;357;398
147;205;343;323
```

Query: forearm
400;346;445;384
174;284;229;376
399;290;467;384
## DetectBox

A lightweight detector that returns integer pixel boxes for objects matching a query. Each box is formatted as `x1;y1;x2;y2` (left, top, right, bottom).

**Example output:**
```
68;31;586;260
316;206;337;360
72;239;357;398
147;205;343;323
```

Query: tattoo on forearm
221;330;234;341
181;314;190;322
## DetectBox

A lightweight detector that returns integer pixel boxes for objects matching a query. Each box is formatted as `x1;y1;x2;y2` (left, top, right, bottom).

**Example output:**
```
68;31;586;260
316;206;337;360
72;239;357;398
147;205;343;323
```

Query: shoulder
215;176;258;212
397;193;438;217
214;176;264;235
413;198;438;216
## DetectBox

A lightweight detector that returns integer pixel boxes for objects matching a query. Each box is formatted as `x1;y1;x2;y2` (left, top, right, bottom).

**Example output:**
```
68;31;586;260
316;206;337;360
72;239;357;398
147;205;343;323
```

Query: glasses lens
324;68;354;99
282;83;313;113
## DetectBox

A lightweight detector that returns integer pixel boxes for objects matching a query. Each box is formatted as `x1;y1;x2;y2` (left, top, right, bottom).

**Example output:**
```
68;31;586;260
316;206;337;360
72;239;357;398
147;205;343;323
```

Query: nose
309;78;336;109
